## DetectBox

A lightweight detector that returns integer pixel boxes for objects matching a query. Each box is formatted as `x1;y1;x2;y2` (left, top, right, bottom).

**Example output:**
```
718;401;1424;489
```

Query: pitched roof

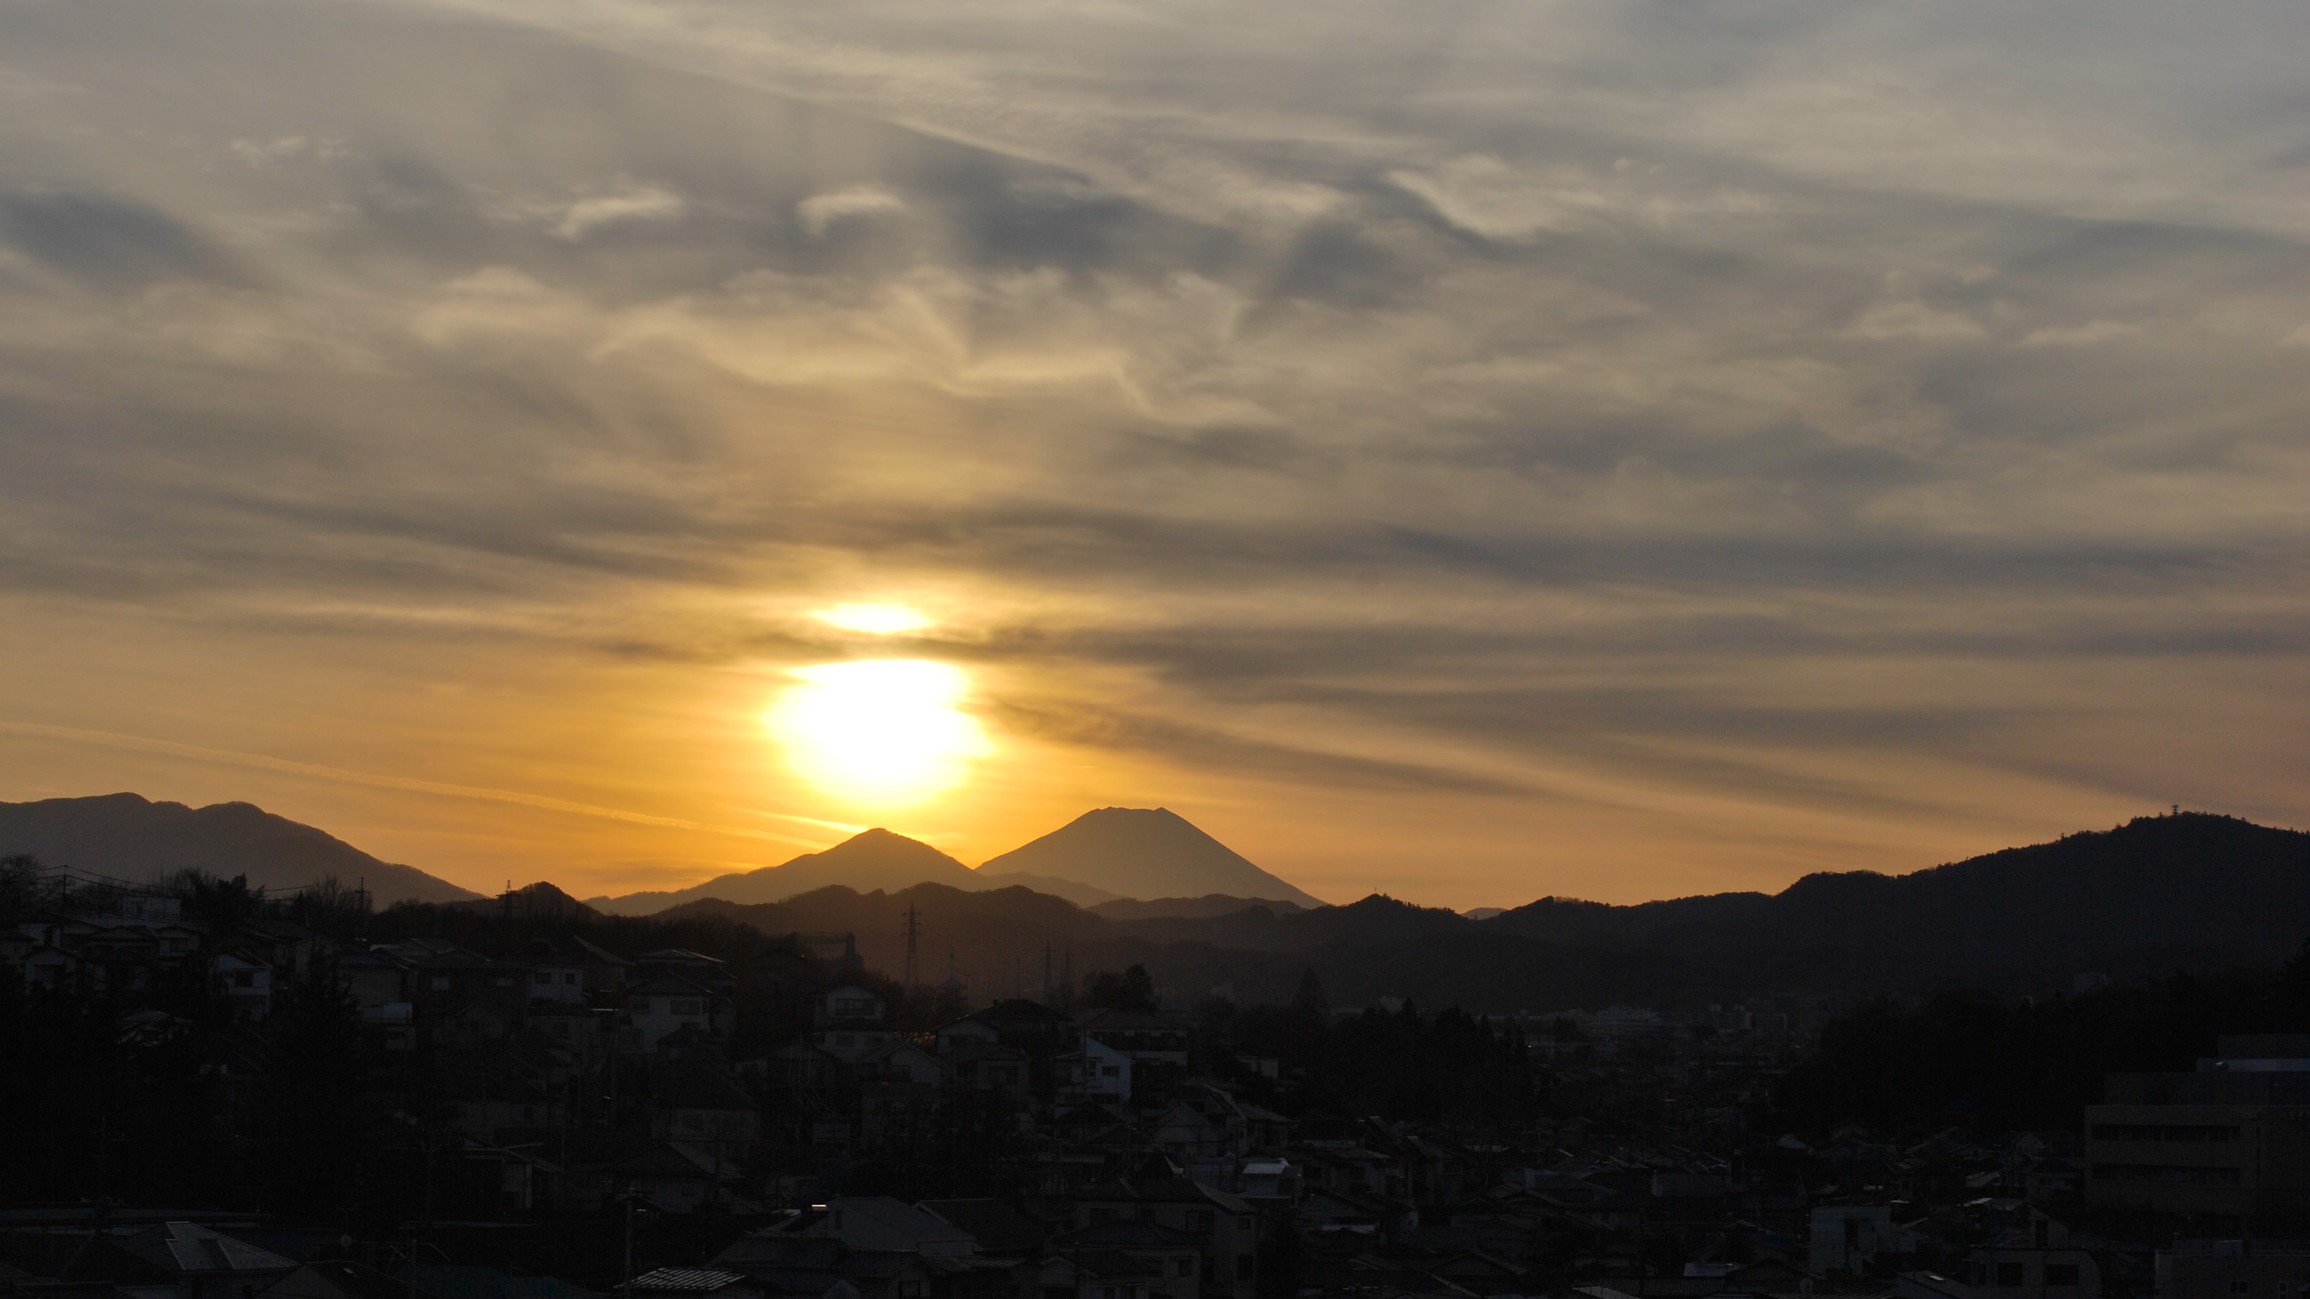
115;1222;297;1276
915;1199;1048;1255
627;1270;747;1293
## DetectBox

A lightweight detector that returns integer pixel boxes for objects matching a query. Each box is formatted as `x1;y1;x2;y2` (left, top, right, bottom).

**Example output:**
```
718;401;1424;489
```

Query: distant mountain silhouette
971;871;1124;908
1091;894;1309;921
22;794;2301;1013
590;810;1322;914
0;792;481;904
1481;811;2310;989
978;807;1327;908
587;828;979;915
449;880;598;919
671;813;2310;1013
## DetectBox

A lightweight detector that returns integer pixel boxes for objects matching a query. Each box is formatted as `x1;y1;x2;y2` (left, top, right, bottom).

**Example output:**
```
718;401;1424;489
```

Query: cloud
1846;299;1986;343
796;183;905;237
230;135;347;168
0;190;230;290
2018;319;2137;348
0;0;2307;897
540;181;687;239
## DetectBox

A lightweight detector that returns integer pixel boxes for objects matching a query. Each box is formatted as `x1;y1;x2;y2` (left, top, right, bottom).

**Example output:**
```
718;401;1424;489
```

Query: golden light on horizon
765;659;991;808
811;603;933;635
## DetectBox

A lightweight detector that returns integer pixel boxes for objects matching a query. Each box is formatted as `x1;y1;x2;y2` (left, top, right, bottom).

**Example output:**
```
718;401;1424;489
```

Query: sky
2;0;2307;908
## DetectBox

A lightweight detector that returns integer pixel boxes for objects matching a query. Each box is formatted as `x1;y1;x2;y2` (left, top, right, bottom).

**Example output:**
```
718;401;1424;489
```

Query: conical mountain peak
979;807;1326;908
589;826;975;914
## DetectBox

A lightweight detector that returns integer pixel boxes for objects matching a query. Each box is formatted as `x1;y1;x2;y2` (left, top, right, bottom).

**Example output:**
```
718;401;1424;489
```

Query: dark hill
0;792;481;904
1485;812;2310;990
679;813;2310;1013
1091;894;1308;921
589;828;979;915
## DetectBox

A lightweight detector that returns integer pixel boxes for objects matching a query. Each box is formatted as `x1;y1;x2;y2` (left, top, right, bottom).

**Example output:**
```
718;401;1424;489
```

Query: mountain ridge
0;792;482;904
585;827;980;915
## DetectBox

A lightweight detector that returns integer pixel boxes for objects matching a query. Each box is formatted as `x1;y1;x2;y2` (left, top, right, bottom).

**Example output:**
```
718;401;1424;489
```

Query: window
1237;1254;1256;1281
633;998;653;1014
493;975;514;987
430;975;450;991
1175;1258;1192;1278
2230;1284;2249;1297
231;971;255;988
564;972;578;984
1188;1210;1214;1232
2046;1265;2081;1287
1997;1264;2027;1288
675;999;703;1015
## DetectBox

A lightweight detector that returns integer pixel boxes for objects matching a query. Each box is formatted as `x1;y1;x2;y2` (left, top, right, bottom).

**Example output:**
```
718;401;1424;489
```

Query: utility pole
622;1189;638;1299
902;903;921;989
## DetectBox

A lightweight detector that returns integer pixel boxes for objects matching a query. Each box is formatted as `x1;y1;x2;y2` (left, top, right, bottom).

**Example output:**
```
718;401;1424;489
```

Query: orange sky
2;0;2308;908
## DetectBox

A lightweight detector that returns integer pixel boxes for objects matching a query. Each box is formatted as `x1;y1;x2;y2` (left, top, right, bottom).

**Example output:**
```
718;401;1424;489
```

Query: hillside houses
2;866;2285;1299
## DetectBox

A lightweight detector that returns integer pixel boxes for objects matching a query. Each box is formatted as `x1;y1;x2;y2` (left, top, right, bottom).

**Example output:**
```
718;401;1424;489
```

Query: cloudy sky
2;0;2306;906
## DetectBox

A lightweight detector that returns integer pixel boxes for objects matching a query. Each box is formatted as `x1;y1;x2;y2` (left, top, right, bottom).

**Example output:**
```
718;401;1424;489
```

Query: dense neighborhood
3;858;2306;1299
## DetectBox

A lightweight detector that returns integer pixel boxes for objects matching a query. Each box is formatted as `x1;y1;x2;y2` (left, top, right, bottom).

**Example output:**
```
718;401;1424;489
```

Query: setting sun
765;659;990;807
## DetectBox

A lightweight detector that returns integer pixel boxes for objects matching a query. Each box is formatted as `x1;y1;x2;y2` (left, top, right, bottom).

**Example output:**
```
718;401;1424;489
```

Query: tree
1084;964;1158;1012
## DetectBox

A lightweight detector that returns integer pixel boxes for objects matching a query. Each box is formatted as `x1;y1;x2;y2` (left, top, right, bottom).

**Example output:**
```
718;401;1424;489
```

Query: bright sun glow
811;603;932;635
766;659;990;807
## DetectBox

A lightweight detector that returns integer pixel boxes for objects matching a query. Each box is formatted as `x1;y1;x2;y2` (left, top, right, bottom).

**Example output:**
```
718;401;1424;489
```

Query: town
3;855;2306;1299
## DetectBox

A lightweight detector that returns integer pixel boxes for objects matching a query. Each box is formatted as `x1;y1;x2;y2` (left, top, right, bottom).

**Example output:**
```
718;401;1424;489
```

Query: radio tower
902;902;922;989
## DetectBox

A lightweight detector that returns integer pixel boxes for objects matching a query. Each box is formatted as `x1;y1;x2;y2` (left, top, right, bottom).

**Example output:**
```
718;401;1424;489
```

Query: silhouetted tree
1084;963;1158;1012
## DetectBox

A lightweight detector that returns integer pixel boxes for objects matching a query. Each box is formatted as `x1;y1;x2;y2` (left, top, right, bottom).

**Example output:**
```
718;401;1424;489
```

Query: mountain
970;871;1124;908
0;792;481;904
1482;811;2310;989
1091;894;1309;921
978;807;1327;908
588;828;979;916
677;813;2310;1014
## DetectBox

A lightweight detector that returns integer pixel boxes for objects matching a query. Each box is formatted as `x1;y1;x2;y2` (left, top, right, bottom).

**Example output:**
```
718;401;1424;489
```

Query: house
1076;1010;1192;1069
653;1064;763;1163
943;1041;1031;1097
1053;1219;1203;1299
21;943;80;992
815;985;896;1064
399;945;530;1031
859;1040;943;1087
1071;1167;1261;1299
1058;1036;1133;1105
210;950;273;1022
614;1141;741;1214
629;976;720;1054
110;1220;299;1299
570;935;634;995
336;947;409;1009
527;938;589;1004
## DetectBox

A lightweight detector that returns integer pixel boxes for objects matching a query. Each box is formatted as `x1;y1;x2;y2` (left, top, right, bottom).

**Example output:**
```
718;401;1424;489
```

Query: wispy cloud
0;0;2306;899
